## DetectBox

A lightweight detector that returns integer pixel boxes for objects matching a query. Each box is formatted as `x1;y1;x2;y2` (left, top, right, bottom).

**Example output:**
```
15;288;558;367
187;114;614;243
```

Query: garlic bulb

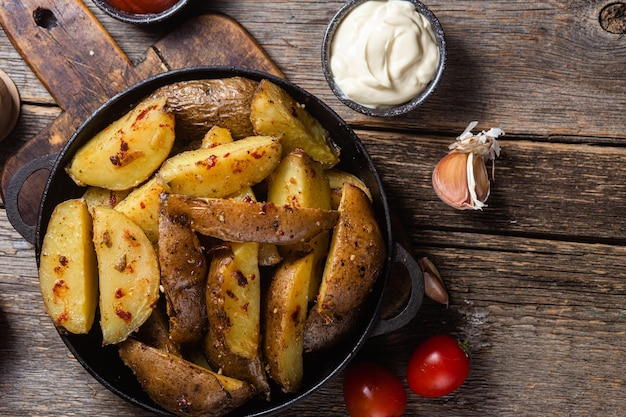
432;122;503;210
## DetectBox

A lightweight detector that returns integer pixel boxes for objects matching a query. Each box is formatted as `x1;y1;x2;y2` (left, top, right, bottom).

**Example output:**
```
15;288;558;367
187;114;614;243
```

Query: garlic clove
418;257;448;306
433;150;491;210
467;152;490;209
432;151;470;209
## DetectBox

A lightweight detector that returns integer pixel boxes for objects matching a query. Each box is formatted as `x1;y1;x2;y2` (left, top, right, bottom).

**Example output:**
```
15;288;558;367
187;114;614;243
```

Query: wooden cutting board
0;0;283;226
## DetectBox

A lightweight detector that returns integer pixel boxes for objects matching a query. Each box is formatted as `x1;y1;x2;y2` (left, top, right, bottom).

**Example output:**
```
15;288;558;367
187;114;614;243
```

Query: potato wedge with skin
229;186;282;267
211;242;260;358
114;177;167;244
158;195;208;345
201;125;233;148
203;328;270;400
316;183;386;321
118;338;254;417
66;97;175;190
267;151;332;215
157;135;282;198
150;77;258;142
82;187;129;213
326;169;373;210
303;306;361;353
204;245;270;398
135;307;182;357
258;243;282;267
92;206;160;345
264;253;314;393
250;79;340;168
166;194;339;245
267;151;332;298
39;199;98;334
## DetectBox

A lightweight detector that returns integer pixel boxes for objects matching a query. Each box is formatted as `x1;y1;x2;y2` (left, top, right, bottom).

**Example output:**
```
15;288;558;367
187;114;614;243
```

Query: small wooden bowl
0;69;20;142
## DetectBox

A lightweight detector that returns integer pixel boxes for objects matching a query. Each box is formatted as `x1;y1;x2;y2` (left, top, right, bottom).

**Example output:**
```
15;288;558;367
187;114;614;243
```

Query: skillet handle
5;153;58;244
371;242;425;337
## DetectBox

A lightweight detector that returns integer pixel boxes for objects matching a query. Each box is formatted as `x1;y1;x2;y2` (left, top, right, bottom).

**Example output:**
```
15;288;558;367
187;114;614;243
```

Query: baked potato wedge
92;206;160;345
204;245;270;398
39;199;98;334
158;196;208;345
316;183;386;321
250;79;340;168
267;151;332;298
230;186;282;267
82;187;129;213
303;306;361;353
66;97;175;190
157;135;282;198
264;253;314;393
326;169;373;209
258;243;282;267
150;77;258;142
266;151;332;217
135;307;182;356
201;125;234;148
210;242;261;358
166;194;339;245
118;338;254;417
114;177;167;244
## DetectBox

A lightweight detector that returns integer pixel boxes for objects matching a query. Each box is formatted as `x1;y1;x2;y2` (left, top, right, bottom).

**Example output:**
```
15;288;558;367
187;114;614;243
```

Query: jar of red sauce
105;0;180;15
93;0;189;24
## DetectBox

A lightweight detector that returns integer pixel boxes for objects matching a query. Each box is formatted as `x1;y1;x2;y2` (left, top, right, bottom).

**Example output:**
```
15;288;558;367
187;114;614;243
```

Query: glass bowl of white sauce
322;0;446;117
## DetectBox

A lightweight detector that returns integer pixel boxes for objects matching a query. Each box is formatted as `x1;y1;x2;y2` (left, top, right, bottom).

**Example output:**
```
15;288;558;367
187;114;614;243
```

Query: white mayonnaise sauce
329;0;440;108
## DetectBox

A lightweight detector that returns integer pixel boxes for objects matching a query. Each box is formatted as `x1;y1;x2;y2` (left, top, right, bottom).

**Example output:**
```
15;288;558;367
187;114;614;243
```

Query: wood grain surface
1;0;625;416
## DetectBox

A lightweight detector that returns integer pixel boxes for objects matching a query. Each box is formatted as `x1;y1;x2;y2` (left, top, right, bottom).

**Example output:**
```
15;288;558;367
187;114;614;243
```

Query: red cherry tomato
343;362;407;417
406;335;470;397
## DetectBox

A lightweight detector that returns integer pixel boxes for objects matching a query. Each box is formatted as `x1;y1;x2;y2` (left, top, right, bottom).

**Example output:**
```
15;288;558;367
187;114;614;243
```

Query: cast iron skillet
6;67;424;416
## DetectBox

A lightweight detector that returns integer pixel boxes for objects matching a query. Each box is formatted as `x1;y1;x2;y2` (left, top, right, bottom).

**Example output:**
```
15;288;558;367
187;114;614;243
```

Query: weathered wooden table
1;0;625;416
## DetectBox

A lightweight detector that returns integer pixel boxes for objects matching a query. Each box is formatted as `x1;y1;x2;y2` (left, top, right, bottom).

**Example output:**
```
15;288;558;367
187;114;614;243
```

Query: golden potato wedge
316;183;386;321
114;177;167;244
157;135;282;198
118;338;254;417
204;245;270;398
267;151;332;212
158;196;208;345
92;206;160;345
201;125;234;148
208;243;260;358
150;77;258;142
166;194;339;245
264;253;314;393
66;97;175;190
326;169;373;210
267;151;332;298
82;187;129;213
250;79;340;168
38;199;98;334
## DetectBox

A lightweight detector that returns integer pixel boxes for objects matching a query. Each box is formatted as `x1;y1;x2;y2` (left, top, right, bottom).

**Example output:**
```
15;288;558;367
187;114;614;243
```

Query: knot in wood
600;2;626;34
33;7;58;29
